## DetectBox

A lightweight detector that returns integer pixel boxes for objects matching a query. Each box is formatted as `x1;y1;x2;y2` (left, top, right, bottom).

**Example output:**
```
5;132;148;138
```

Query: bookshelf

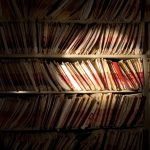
0;0;148;149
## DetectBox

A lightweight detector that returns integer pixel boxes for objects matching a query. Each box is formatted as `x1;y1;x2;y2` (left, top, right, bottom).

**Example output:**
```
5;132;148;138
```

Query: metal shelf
0;126;144;132
0;54;145;59
0;90;143;95
0;18;141;24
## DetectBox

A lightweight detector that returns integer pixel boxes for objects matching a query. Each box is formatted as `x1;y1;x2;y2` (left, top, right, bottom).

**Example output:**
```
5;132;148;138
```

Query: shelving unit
0;0;148;149
0;36;146;147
